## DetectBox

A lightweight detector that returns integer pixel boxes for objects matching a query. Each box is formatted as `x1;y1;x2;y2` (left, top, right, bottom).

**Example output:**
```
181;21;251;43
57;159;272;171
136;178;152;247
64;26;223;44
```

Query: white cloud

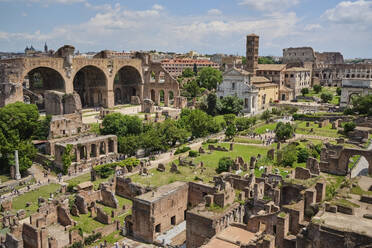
152;4;164;10
238;0;299;11
304;24;322;31
207;8;222;15
323;0;372;24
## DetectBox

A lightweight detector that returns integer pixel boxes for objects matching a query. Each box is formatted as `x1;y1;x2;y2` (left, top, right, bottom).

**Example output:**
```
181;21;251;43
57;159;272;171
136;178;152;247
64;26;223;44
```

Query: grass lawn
66;173;112;190
254;123;277;134
294;121;341;138
305;87;337;98
131;143;271;187
91;230;122;247
71;214;106;234
0;173;11;183
234;137;264;145
12;184;61;216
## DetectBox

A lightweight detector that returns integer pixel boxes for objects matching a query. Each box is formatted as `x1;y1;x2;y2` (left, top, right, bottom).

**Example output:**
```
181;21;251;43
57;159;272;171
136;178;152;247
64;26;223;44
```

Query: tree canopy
275;122;294;142
0;102;40;174
198;67;222;90
217;96;243;115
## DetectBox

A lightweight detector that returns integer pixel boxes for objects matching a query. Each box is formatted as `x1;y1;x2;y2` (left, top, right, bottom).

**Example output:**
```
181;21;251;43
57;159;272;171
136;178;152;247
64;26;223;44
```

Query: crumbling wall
115;176;151;199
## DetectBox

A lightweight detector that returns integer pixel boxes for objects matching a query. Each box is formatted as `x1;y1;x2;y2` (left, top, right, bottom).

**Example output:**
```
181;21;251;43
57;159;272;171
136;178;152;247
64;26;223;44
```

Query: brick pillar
105;140;109;155
315;182;326;202
86;144;91;160
107;90;114;108
40;227;49;248
276;213;289;248
164;91;169;107
96;142;100;157
75;146;80;162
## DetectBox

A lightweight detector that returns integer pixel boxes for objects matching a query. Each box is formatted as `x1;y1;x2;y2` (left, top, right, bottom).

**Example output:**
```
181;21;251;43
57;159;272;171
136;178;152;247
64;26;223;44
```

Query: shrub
297;148;309;163
189;150;199;157
343;108;354;115
313;85;322;94
216;157;234;173
301;88;309;96
120;157;140;168
279;144;297;167
69;241;83;248
84;232;102;246
174;146;191;155
67;182;77;193
343;122;356;134
320;92;333;103
336;87;342;96
206;139;218;143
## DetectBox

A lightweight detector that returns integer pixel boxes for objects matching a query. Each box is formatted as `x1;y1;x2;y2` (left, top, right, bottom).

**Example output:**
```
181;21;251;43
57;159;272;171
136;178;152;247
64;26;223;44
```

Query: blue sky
0;0;371;58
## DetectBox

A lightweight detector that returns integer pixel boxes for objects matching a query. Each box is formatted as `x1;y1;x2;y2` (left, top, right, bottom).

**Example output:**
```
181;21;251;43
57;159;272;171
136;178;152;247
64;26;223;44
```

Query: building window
155;224;161;233
171;216;176;225
232;82;235;90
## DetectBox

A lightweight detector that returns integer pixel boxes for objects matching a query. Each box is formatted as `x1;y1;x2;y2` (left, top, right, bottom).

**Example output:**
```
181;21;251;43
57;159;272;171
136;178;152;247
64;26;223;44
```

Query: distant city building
161;58;219;77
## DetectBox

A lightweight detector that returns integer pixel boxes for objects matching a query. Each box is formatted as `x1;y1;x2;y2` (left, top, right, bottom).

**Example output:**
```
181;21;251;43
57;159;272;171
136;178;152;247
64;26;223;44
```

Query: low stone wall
94;221;119;237
0;175;34;195
115;176;151;199
360;195;372;204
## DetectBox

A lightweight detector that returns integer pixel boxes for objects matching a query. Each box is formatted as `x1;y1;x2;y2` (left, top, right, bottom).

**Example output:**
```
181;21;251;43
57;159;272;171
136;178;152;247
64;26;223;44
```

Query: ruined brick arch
113;65;144;105
72;65;109;108
23;66;67;93
339;148;372;175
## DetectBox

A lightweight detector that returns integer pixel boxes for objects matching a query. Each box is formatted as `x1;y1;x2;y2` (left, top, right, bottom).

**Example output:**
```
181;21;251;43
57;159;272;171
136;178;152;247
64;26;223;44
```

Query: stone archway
73;65;108;108
23;66;66;108
348;92;360;105
113;66;142;105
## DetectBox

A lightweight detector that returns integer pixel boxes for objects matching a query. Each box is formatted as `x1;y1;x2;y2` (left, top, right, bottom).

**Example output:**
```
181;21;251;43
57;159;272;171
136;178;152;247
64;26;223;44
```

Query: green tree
0;102;40;174
158;119;190;146
261;110;271;122
351;94;372;116
320;93;333;103
336;87;342;96
275;122;294;142
182;68;195;78
279;144;297;167
297;148;309;163
223;114;236;125
180;109;216;138
218;96;243;115
101;113;143;137
206;93;217;116
198;67;222;90
216;157;234;173
343;122;356;134
62;144;74;174
258;56;277;64
301;88;309;96
313;85;322;94
193;63;198;75
118;135;141;157
182;79;201;98
235;117;254;131
225;123;237;140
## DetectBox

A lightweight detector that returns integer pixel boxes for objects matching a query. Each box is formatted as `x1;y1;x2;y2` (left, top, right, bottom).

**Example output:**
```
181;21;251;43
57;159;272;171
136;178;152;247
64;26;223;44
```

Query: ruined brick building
0;45;181;112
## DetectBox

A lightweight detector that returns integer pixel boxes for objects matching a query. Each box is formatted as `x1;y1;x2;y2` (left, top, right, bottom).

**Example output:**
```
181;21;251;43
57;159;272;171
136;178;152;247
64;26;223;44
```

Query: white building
284;67;311;97
217;68;259;114
340;79;372;107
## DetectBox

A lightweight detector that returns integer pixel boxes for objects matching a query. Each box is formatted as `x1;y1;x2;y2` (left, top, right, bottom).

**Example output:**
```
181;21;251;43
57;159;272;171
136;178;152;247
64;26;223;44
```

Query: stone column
105;141;109;155
86;144;91;160
96;142;100;157
164;91;169;107
75;146;81;162
106;90;114;108
248;96;252;113
15;150;21;180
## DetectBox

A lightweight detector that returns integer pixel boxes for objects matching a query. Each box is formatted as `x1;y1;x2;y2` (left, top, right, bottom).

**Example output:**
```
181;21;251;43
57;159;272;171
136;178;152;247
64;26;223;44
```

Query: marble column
15;150;21;180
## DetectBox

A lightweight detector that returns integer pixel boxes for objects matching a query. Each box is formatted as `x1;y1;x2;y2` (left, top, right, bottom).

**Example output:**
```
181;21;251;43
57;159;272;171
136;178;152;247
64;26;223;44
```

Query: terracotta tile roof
250;76;271;83
285;67;310;72
257;64;287;71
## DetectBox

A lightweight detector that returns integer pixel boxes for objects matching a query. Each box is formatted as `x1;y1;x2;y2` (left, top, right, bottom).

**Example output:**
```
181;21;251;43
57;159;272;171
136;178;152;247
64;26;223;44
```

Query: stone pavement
351;142;372;178
156;221;186;245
